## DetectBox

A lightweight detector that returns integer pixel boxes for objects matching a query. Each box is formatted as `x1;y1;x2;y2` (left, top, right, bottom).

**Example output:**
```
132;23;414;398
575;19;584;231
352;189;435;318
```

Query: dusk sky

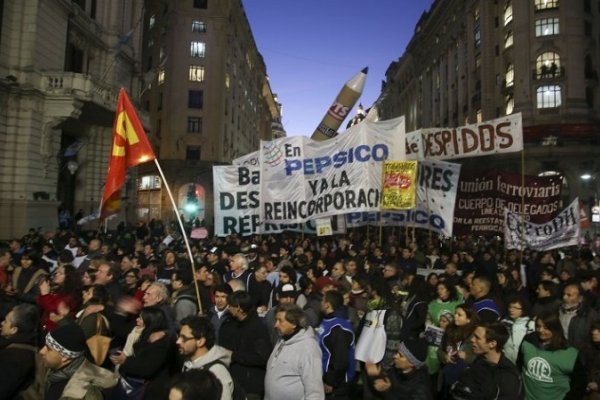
243;0;435;137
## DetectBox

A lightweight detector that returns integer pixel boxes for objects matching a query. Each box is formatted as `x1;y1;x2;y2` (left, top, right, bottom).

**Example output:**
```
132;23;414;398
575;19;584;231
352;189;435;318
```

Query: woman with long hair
76;284;111;339
37;264;82;332
427;281;462;326
519;311;586;399
439;303;479;397
156;249;179;283
110;307;175;400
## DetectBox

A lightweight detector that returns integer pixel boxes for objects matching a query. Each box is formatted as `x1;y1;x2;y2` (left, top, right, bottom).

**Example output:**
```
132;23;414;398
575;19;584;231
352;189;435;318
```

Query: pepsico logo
384;173;412;189
262;142;284;167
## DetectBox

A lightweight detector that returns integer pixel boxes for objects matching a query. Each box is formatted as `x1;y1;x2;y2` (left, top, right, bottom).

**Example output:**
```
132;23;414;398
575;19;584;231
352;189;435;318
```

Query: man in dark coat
219;291;272;398
452;321;523;399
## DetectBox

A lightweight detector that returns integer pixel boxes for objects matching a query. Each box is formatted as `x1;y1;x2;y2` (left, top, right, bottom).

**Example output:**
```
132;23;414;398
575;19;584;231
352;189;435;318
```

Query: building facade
379;0;600;218
138;0;282;227
0;0;146;238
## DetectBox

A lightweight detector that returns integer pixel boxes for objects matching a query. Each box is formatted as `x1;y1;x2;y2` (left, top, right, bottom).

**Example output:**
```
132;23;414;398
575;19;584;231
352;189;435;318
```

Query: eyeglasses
177;335;196;342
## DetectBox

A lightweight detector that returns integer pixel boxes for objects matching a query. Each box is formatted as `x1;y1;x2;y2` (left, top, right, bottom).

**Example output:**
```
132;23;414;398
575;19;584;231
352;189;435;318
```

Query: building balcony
41;71;119;111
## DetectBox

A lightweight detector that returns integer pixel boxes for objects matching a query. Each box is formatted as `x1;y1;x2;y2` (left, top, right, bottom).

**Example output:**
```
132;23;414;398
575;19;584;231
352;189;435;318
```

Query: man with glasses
177;315;234;400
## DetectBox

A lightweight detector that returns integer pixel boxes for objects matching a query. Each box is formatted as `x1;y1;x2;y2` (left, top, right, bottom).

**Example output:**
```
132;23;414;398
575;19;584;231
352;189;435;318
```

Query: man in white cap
40;322;117;400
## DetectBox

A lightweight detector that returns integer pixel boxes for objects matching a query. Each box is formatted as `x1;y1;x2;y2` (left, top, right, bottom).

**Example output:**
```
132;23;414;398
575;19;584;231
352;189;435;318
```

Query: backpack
203;359;247;400
8;343;47;400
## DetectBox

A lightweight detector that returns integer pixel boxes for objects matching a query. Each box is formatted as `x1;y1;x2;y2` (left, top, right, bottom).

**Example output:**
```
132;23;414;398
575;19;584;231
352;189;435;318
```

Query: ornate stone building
137;0;282;227
0;0;146;238
379;0;600;217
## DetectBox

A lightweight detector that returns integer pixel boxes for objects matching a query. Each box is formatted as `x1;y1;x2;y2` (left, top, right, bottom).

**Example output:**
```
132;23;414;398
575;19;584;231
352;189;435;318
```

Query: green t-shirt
427;298;461;326
521;340;578;400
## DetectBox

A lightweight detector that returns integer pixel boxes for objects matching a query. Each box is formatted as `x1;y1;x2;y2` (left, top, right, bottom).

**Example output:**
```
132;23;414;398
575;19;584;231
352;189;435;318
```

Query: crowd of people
1;219;600;399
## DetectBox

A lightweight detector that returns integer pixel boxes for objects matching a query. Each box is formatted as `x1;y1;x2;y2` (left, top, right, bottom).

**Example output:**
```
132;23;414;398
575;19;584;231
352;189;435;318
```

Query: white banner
504;198;580;251
259;117;405;224
345;159;461;236
405;113;523;160
233;151;259;167
213;166;346;236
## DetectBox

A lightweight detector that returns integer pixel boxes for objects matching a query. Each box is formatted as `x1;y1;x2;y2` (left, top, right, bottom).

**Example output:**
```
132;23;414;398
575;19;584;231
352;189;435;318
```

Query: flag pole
153;159;203;315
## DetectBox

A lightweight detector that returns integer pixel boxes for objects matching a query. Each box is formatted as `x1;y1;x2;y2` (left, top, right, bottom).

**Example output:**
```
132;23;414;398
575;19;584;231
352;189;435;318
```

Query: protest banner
453;170;563;236
405;113;523;161
381;161;418;210
259;117;405;224
504;198;580;251
213;165;346;236
346;160;461;236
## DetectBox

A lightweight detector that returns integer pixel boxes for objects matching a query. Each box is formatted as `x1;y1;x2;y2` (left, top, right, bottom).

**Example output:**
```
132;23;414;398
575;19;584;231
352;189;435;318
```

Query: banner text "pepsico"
284;144;389;176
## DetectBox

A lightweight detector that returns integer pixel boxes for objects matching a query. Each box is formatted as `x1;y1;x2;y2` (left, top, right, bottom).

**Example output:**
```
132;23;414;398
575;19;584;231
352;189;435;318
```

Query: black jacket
373;366;433;400
0;333;38;399
120;335;176;400
219;312;272;396
452;354;523;400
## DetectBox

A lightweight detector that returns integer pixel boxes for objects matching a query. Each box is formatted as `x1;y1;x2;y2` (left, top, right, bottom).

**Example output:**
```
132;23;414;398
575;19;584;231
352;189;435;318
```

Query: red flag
100;88;155;218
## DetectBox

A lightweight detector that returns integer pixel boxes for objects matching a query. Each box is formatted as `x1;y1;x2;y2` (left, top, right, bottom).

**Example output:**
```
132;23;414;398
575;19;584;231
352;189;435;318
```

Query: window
138;175;162;190
159;46;166;61
186;146;201;161
193;0;207;8
157;68;165;85
504;30;513;48
190;41;205;57
504;1;513;25
188;90;203;108
189;65;205;82
535;18;559;37
534;0;559;10
505;94;514;114
505;64;515;87
536;52;561;78
225;73;230;89
187;117;202;133
536;85;562;108
149;14;156;29
192;20;206;33
474;26;481;49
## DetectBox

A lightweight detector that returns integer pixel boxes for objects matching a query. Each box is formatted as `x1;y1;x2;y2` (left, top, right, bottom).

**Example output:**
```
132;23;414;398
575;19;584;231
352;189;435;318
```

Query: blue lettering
284;144;391;176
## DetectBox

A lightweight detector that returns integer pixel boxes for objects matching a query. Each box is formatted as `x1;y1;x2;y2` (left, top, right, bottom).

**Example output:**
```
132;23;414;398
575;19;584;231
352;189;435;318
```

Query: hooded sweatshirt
265;327;324;400
183;345;234;400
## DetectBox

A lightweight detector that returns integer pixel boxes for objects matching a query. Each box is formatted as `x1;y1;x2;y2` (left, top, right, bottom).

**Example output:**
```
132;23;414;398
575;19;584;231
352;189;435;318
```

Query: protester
177;316;234;400
41;322;118;400
219;291;272;399
451;321;523;399
0;304;40;399
265;303;324;400
169;368;223;400
499;296;534;365
317;290;355;399
37;264;82;332
109;306;175;400
365;337;433;399
519;311;586;399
